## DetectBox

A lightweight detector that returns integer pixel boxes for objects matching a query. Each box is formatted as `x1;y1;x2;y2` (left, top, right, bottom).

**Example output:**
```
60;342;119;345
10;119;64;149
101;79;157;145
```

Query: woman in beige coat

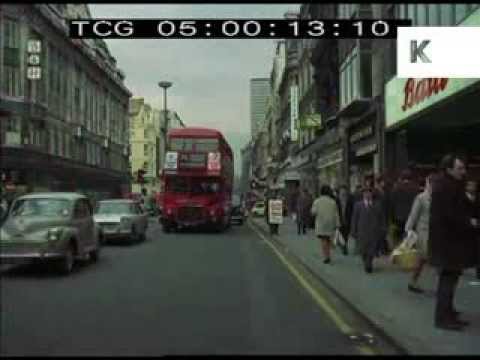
405;174;434;293
311;185;340;264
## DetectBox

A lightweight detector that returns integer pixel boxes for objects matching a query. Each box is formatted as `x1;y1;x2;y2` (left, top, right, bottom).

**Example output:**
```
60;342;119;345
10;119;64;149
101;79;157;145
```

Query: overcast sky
88;4;300;176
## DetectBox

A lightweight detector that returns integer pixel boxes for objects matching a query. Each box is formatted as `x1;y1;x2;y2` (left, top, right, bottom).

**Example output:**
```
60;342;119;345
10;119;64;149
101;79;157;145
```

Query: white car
94;199;148;244
251;201;266;217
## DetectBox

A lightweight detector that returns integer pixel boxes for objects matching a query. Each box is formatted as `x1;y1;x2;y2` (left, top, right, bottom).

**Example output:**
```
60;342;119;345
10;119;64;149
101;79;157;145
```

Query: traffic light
137;169;146;184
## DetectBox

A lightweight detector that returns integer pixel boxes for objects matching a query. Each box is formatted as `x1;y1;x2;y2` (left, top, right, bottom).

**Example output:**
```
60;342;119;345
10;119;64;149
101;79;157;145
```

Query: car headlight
47;227;63;242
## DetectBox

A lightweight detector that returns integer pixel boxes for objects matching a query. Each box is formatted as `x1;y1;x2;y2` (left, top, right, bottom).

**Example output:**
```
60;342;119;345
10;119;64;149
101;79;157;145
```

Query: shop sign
317;149;343;170
385;76;480;129
268;199;283;224
402;78;449;112
350;125;373;144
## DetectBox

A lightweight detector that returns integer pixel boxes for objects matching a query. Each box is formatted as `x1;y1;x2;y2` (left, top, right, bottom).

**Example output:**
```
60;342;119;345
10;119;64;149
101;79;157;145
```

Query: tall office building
249;78;271;139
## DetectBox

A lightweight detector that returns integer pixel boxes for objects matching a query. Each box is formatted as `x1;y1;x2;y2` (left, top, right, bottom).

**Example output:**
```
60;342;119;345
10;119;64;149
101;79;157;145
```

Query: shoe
365;266;373;274
435;321;465;331
408;284;425;294
323;258;331;264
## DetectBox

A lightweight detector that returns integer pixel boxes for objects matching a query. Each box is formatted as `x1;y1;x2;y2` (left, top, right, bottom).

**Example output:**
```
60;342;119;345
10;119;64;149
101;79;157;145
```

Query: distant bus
159;127;234;232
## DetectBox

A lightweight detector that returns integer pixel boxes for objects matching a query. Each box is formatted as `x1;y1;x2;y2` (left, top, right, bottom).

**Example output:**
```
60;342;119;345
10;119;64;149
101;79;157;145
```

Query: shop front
347;116;379;190
1;146;130;203
316;147;344;192
385;76;480;180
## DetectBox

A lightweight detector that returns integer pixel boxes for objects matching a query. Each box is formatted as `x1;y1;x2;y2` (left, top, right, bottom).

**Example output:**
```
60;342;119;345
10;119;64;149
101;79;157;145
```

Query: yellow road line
249;223;376;356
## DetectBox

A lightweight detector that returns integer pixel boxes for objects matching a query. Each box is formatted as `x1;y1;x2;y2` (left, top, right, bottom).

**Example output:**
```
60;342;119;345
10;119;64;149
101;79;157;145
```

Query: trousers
435;268;462;323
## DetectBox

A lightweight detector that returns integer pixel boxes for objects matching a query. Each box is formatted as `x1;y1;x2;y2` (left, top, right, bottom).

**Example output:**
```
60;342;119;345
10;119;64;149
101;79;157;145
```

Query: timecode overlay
69;19;412;39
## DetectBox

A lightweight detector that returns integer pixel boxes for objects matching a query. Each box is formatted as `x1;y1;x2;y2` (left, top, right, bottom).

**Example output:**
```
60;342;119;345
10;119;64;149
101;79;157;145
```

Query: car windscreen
10;198;72;218
96;202;135;214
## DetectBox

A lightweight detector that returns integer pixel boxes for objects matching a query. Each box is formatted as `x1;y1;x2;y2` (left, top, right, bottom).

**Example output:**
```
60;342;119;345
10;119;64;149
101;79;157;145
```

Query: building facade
0;4;131;202
249;78;270;140
129;98;185;196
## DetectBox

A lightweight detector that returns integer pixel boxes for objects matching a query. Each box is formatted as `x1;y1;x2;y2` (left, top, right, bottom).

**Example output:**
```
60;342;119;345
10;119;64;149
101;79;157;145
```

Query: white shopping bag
333;229;345;247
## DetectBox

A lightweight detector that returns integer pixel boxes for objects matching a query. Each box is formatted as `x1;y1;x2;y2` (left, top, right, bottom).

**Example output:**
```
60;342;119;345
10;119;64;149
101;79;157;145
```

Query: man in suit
351;186;387;273
429;154;477;331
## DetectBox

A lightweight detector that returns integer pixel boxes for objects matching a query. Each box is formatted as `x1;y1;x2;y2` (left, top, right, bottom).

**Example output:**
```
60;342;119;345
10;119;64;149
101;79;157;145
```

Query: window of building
408;4;417;24
2;17;21;97
417;5;428;25
428;4;441;25
339;46;361;108
440;4;455;25
455;4;468;24
144;144;149;156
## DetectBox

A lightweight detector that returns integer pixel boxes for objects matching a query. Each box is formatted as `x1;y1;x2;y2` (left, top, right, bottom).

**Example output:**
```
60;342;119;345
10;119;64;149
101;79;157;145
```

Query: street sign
27;39;42;53
27;66;42;80
27;54;41;66
268;199;283;224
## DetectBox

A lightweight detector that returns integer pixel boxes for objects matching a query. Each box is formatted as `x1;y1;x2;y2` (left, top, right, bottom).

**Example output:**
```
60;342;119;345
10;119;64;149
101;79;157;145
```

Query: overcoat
428;173;476;269
351;199;387;257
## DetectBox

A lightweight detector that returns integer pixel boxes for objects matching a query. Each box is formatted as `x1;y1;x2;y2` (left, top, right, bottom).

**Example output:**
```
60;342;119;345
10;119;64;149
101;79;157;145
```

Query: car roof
16;192;86;201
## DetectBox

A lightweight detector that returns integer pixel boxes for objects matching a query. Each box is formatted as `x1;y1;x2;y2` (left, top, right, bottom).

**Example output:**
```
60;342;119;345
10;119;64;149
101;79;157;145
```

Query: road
1;218;400;356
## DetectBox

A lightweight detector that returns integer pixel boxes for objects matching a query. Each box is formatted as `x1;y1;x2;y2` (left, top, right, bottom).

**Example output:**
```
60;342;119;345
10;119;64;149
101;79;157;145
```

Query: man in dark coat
374;175;390;256
464;179;480;279
296;188;312;235
351;186;386;273
429;154;477;331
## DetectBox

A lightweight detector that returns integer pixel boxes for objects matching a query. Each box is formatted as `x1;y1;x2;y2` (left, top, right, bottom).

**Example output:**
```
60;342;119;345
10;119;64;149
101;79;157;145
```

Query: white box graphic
397;26;480;78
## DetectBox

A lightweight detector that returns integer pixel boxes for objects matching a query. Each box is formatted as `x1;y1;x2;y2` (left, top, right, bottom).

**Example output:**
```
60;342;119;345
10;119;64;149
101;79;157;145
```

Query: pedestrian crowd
264;153;480;332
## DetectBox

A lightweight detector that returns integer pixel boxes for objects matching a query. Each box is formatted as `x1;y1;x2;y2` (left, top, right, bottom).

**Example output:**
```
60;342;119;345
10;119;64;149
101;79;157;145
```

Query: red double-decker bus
159;127;234;232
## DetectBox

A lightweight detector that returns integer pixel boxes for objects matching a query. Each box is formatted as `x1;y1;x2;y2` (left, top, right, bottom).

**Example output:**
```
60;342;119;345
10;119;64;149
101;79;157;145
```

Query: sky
88;4;300;176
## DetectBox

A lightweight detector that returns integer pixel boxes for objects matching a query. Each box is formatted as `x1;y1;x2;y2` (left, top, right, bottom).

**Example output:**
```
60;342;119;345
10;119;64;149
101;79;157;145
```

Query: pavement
0;218;395;356
249;215;480;355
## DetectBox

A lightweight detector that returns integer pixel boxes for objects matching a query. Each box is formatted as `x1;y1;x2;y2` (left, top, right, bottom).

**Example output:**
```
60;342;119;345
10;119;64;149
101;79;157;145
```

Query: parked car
0;192;101;275
251;201;266;217
94;199;148;244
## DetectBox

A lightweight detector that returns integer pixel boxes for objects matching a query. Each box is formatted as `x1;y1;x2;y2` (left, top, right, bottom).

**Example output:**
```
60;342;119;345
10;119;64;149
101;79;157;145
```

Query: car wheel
56;243;75;275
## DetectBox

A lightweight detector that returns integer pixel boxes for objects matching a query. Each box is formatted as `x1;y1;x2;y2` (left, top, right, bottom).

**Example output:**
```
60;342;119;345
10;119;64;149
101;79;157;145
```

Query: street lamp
158;81;172;171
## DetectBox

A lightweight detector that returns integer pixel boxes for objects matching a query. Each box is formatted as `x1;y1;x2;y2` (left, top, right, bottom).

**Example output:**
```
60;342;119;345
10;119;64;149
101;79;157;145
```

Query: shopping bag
333;229;345;247
392;248;419;271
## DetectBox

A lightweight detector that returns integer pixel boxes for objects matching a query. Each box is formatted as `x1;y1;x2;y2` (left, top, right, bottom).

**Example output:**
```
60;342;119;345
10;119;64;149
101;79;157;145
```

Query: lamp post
158;81;172;171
